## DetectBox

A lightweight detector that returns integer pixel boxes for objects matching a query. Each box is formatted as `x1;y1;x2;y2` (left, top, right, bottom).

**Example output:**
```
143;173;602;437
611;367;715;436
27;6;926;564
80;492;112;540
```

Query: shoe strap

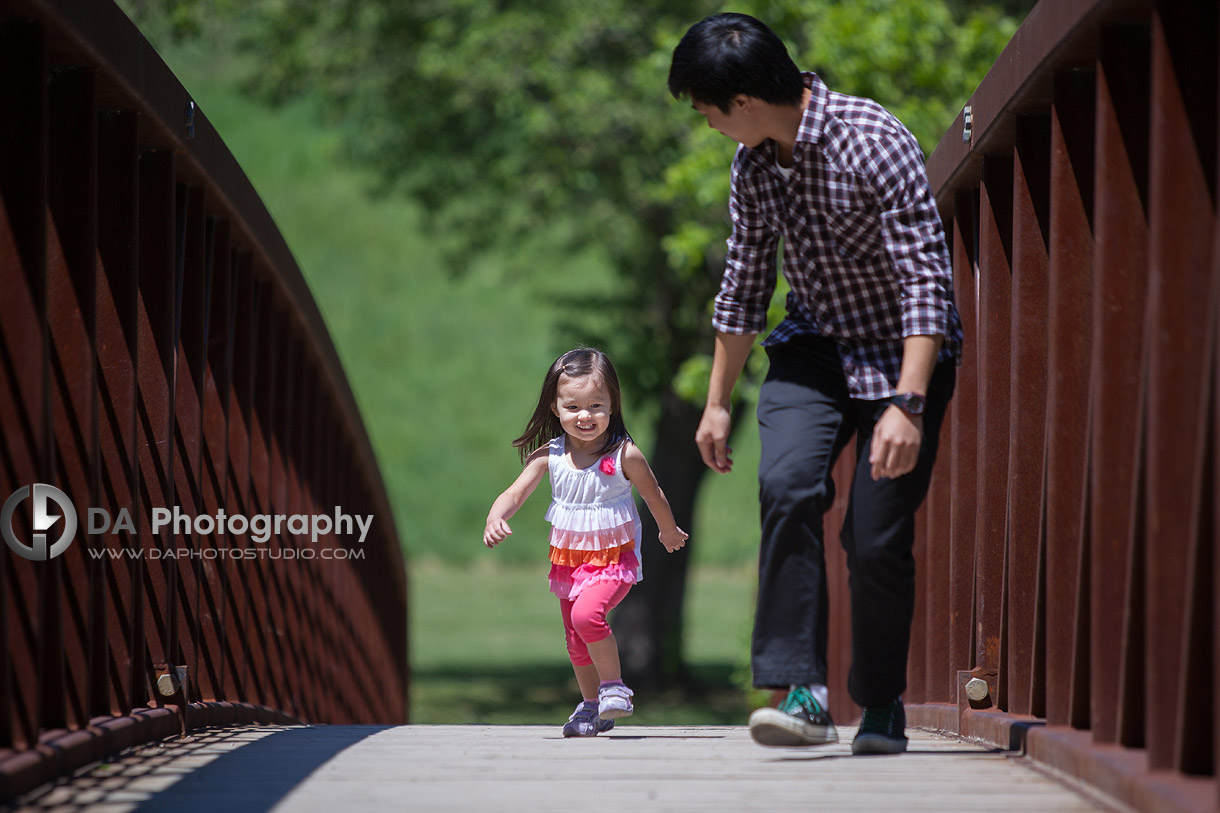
569;704;597;722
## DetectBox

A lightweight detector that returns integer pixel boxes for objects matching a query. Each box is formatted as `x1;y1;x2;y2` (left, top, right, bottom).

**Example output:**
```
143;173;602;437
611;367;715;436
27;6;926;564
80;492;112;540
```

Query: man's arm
697;146;778;473
875;126;957;345
695;331;758;473
869;124;955;479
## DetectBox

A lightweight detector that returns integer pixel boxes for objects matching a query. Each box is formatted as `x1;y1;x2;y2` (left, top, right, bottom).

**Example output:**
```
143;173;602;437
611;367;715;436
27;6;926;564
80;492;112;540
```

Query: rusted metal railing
824;1;1215;810
0;0;408;800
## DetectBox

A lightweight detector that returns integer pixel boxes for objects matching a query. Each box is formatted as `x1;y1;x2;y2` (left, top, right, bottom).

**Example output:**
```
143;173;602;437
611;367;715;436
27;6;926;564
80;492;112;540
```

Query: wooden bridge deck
13;723;1121;812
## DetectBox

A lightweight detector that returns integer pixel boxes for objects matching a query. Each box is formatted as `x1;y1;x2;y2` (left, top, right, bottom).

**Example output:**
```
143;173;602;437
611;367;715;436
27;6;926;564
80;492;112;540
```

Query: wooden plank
21;725;1112;812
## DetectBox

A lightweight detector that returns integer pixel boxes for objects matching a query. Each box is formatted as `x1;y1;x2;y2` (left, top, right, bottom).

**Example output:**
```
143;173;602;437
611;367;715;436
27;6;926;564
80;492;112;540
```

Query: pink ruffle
548;550;642;600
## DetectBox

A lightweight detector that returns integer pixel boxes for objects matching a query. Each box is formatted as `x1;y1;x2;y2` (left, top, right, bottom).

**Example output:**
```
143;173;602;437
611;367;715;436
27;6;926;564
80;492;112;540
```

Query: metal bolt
965;677;989;702
157;673;176;696
962;104;973;144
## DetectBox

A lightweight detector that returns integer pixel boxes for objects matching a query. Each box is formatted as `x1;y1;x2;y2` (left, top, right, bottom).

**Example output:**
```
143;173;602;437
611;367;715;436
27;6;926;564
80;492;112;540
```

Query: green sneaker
851;698;908;755
748;686;839;746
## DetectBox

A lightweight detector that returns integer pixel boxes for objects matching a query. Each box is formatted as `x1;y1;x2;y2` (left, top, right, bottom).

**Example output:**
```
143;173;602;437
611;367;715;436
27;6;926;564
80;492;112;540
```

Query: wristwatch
889;392;927;416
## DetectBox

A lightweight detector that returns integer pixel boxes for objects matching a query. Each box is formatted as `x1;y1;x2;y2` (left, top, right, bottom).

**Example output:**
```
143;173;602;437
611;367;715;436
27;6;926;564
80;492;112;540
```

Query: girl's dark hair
668;12;804;113
513;347;631;462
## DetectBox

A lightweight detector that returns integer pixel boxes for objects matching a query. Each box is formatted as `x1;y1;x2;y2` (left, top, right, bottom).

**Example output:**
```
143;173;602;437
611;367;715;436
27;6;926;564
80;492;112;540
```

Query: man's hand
695;404;734;473
869;406;923;480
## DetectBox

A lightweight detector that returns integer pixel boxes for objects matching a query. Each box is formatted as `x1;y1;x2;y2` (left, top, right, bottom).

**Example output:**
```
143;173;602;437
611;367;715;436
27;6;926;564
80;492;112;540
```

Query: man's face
692;96;765;148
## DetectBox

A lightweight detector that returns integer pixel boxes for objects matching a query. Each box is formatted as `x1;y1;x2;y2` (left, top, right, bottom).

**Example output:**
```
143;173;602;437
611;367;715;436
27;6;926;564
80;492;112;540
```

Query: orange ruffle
548;540;636;568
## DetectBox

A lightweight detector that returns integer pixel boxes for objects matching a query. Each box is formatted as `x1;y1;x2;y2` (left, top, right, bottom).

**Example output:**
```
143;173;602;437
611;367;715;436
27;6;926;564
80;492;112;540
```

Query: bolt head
157;674;176;696
965;677;989;702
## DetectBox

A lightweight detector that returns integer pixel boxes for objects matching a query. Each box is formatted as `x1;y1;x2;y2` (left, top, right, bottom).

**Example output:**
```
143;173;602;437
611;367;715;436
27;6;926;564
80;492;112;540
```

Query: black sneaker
748;686;839;746
851;698;908;754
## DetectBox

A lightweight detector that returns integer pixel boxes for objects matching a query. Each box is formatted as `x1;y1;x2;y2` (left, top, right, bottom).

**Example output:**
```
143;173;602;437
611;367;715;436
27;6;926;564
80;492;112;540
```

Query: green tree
128;0;1021;688
623;0;1020;687
233;0;736;690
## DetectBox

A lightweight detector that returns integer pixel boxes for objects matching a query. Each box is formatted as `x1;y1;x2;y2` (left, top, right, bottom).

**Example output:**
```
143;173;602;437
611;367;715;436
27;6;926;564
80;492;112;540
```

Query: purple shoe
562;702;615;737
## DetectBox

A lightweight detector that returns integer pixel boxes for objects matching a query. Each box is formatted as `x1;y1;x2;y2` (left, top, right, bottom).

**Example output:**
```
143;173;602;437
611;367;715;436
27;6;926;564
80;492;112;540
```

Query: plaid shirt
713;73;963;400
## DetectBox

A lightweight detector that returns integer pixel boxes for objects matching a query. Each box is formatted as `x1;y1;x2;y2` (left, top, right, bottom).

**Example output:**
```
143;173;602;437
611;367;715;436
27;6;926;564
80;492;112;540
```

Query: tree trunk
613;390;746;691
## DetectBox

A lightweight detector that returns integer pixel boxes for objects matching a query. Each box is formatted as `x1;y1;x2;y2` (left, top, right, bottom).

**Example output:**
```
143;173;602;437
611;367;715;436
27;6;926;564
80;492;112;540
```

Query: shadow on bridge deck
13;726;389;813
11;723;1118;812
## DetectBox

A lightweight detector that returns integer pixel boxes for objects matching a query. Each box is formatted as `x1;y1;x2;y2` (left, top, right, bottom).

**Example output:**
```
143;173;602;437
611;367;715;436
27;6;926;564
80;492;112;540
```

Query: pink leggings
560;580;632;666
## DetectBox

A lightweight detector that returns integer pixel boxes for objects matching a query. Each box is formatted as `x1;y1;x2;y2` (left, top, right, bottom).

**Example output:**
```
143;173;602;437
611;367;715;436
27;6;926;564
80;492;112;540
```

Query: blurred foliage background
117;0;1032;722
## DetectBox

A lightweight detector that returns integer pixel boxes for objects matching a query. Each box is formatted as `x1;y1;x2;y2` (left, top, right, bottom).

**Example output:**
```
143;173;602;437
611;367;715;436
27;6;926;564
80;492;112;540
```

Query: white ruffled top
544;436;643;598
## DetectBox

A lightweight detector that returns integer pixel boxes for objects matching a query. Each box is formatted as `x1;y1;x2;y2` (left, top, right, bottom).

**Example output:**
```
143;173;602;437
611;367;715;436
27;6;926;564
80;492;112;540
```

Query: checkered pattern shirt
713;73;963;400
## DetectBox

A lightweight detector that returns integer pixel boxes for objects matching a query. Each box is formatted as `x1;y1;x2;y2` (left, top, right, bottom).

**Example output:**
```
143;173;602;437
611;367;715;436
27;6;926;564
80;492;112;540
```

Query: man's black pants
751;335;956;708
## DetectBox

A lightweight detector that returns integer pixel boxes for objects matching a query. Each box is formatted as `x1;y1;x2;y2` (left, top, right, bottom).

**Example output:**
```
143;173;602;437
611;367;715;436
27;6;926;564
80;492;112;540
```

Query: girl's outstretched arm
483;447;549;548
621;443;689;553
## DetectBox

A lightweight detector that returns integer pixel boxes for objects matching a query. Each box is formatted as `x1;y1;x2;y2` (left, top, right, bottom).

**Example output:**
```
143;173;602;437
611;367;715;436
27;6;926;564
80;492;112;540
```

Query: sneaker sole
563;719;615;738
851;733;908;755
562;728;594;738
598;706;633;720
748;708;839;747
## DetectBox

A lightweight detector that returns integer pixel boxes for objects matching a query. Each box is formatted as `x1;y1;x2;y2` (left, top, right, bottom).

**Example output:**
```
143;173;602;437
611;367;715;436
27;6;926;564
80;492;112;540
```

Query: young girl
483;347;688;737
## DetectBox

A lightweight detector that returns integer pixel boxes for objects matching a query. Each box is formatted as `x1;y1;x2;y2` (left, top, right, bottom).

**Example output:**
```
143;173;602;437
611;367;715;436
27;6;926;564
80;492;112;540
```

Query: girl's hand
659;526;689;553
483;519;512;548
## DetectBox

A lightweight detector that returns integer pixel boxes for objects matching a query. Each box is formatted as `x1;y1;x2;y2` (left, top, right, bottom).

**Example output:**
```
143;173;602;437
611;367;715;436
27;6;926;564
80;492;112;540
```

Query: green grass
149;31;764;570
140;26;770;724
410;559;763;724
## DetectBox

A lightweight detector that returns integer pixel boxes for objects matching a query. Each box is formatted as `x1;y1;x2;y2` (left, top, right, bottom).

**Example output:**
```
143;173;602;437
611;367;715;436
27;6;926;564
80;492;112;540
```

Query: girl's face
552;374;612;446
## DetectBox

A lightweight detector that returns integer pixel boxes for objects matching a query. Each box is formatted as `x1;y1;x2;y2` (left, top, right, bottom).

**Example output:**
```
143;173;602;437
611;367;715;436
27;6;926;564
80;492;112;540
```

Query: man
668;13;961;755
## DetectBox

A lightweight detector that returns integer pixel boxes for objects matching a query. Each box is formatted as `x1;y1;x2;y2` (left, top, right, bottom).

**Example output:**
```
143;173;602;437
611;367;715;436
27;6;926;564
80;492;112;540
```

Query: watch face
894;393;925;415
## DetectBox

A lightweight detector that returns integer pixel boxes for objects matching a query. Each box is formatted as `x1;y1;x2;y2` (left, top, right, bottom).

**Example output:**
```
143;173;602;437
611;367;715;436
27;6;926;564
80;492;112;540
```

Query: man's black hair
668;13;805;113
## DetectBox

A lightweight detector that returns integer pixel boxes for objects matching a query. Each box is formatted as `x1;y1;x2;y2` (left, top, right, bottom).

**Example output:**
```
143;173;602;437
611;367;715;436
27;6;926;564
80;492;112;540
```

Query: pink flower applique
599;456;616;476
